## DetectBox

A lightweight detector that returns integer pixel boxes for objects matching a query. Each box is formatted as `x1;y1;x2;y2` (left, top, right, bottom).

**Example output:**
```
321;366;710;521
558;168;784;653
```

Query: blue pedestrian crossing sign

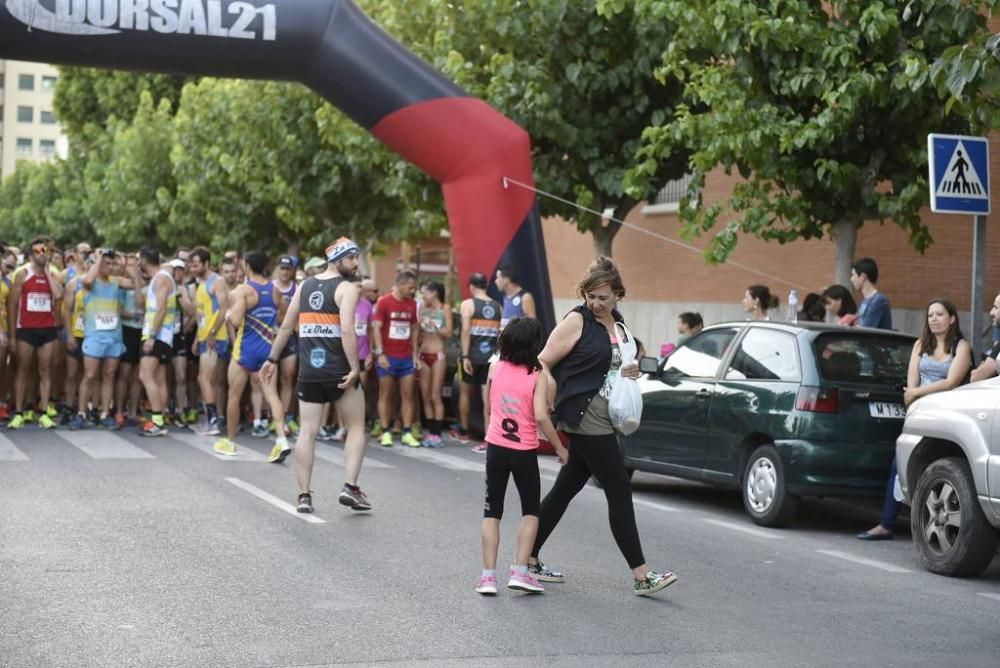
928;134;990;215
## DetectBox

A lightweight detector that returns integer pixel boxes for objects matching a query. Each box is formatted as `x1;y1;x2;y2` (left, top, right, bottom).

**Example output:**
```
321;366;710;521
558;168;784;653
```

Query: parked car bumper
776;438;894;497
895;432;922;503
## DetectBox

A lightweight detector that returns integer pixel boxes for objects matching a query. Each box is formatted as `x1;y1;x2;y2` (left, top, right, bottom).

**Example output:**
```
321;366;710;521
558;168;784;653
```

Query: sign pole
972;214;988;361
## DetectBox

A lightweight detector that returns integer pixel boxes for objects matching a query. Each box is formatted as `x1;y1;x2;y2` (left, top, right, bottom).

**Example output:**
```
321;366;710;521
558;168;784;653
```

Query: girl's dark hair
747;285;778;311
497;317;543;372
821;284;857;317
801;300;827;322
919;299;964;356
421;280;445;303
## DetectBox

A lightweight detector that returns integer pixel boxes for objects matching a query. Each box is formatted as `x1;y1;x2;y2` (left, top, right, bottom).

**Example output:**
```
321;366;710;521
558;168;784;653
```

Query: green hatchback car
628;321;916;527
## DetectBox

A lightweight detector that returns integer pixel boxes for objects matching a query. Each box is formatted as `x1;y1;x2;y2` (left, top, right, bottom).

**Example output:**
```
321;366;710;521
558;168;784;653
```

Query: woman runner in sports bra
417;281;452;447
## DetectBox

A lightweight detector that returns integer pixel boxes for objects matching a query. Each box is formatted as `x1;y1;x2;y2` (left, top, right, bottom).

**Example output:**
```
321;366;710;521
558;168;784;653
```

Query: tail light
795;386;839;413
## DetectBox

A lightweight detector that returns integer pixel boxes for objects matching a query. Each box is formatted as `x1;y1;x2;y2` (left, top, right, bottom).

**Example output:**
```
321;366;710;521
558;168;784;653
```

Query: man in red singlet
6;237;64;429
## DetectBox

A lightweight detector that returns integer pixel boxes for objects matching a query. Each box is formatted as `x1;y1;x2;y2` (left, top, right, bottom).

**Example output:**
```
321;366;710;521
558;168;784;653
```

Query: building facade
0;60;68;180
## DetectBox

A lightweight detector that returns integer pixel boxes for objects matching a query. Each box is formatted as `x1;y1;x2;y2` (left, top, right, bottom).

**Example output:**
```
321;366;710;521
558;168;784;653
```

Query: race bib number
27;293;51;313
95;312;119;331
197;313;206;329
355;320;367;336
389;321;411;340
74;314;85;332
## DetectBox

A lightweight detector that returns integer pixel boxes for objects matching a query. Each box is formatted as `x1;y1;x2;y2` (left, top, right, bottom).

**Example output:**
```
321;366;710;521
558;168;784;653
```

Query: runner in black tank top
262;237;371;515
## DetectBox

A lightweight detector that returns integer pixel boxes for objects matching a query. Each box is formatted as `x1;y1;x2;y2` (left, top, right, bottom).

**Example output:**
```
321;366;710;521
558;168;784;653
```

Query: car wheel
911;457;1000;577
742;444;799;527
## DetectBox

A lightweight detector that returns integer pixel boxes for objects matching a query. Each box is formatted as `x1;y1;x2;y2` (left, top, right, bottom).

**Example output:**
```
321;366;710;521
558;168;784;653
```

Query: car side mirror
638;356;659;375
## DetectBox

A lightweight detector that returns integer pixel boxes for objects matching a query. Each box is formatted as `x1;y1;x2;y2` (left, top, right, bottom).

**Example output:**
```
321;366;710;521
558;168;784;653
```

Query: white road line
0;433;29;461
314;445;395;469
170;432;266;462
816;550;912;573
225;478;325;524
54;430;156;460
633;497;680;513
977;593;1000;602
703;518;785;540
382;446;484;472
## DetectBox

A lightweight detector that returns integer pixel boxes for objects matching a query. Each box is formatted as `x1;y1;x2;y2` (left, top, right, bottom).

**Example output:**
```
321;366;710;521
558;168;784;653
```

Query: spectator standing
971;292;1000;382
822;285;858;326
742;285;778;321
851;257;892;329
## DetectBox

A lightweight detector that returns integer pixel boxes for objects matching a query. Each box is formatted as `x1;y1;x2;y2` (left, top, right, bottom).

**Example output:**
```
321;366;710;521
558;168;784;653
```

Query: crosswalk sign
928;134;990;215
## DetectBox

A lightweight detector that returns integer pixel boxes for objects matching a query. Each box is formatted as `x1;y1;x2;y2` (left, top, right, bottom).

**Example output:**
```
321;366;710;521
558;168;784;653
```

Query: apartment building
0;60;68;180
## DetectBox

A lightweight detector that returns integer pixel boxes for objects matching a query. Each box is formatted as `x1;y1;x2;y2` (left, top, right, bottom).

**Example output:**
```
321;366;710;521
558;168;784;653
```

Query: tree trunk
833;217;860;288
588;198;634;258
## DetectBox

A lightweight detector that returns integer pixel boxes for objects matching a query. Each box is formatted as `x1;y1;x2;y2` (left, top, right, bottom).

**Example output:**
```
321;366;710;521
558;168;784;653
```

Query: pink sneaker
472;442;489;454
507;569;544;594
475;574;498;596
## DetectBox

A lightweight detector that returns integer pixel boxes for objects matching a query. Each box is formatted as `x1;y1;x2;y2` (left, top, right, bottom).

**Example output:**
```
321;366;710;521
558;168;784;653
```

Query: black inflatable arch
0;0;554;329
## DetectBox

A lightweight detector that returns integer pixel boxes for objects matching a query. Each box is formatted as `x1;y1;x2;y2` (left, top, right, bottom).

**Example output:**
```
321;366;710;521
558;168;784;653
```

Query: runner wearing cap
262;237;369;514
6;237;64;429
303;257;326;277
273;254;300;437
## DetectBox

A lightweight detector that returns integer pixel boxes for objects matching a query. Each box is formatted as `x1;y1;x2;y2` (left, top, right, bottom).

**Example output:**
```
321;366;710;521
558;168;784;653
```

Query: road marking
816;550;912;573
703;518;785;540
54;430;156;460
0;433;29;461
225;477;325;524
977;593;1000;603
633;497;680;513
170;432;266;462
314;445;395;469
382;446;483;472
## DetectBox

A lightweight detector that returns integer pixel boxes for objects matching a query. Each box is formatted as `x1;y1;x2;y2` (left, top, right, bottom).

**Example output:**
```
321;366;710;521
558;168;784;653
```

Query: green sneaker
46;403;58;419
370;423;383;438
23;410;36;423
184;408;199;424
286;418;300;435
411;423;423;440
401;432;421;448
380;431;393;447
7;414;25;429
634;571;677;597
38;414;56;429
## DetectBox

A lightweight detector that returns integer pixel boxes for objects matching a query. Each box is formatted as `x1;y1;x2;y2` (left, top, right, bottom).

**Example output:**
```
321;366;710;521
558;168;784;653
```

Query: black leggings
531;432;645;569
484;445;540;520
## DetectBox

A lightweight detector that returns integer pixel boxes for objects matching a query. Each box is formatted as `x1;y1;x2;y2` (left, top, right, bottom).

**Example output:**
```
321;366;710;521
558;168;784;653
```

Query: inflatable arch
0;0;555;329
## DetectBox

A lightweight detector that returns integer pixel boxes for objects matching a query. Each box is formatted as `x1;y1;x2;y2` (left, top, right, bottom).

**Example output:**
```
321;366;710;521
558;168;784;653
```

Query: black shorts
16;327;58;349
121;327;143;365
462;362;490;385
142;339;174;365
296;378;360;404
280;335;298;360
484;444;540;520
67;336;84;360
173;332;192;358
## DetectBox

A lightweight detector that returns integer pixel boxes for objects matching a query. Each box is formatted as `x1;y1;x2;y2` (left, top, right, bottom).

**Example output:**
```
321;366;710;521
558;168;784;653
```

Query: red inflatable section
372;97;537;294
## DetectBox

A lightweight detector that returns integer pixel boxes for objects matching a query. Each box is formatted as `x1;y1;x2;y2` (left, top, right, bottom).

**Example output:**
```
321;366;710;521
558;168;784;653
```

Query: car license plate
869;401;905;419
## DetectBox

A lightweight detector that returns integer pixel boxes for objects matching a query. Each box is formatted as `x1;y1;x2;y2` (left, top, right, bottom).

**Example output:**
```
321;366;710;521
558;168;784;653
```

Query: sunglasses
32;246;48;255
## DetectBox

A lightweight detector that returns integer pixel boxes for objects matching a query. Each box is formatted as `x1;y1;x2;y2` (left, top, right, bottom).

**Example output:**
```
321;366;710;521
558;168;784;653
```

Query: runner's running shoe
332;426;346;442
507;569;544;594
286;417;300;435
23;410;36;423
183;408;199;424
38;414;56;430
267;438;291;464
141;421;168;437
46;403;58;419
528;561;565;583
633;571;677;597
380;432;394;447
68;414;86;431
472;442;489;454
401;432;421;448
317;426;334;442
102;416;119;430
251;422;269;438
6;414;25;430
296;492;314;513
213;437;237;456
114;413;127;429
370;422;383;439
338;484;371;511
475;575;498;596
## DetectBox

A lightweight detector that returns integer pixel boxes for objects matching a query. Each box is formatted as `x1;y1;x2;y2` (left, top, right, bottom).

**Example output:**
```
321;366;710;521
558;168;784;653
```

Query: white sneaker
332;426;347;442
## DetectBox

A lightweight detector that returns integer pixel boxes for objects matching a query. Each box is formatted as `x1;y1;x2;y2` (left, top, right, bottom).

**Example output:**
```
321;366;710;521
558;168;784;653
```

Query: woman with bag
527;257;677;597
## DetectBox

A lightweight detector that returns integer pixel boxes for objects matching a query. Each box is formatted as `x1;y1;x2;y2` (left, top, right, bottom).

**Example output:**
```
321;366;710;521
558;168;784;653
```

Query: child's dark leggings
531;432;645;569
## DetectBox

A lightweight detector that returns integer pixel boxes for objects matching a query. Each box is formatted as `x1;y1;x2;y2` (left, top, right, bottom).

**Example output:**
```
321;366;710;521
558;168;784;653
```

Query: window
41;75;57;92
41;110;56;125
39;140;56;157
662;328;738;379
643;173;697;214
812;333;913;385
15;138;33;156
18;74;34;91
16;106;33;123
726;329;801;382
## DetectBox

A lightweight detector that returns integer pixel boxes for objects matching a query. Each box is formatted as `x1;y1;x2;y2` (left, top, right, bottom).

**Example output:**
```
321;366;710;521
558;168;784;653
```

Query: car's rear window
812;333;912;385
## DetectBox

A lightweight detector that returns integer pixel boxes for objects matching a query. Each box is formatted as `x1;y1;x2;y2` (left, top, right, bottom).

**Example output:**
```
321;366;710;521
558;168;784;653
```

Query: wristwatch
374;348;384;356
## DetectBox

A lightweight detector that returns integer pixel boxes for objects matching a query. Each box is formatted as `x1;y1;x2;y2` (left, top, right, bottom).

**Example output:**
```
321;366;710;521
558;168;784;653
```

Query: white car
896;377;1000;576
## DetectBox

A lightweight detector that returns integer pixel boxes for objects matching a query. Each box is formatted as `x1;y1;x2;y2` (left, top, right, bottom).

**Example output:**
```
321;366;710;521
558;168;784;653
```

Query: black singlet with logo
297;276;351;383
469;297;502;365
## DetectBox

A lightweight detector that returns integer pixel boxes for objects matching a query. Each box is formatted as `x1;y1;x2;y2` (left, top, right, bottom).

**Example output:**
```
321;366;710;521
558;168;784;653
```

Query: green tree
0;157;96;247
929;2;1000;131
611;0;992;284
371;0;686;257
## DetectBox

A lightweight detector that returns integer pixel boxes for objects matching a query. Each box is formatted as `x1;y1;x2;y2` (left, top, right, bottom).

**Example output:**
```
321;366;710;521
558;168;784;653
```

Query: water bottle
787;289;799;323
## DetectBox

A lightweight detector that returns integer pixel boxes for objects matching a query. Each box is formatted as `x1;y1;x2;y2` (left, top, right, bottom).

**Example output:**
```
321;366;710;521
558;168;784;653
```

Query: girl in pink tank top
475;317;568;596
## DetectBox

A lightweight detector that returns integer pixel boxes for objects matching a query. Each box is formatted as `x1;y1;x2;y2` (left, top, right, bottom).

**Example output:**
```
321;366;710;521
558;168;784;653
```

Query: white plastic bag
609;322;643;435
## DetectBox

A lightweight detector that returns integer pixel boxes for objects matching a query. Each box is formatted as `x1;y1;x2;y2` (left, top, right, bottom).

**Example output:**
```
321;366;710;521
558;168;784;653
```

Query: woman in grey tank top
858;299;972;541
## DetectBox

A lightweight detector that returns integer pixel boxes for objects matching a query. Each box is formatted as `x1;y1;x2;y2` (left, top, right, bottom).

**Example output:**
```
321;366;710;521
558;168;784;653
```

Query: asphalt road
2;426;999;667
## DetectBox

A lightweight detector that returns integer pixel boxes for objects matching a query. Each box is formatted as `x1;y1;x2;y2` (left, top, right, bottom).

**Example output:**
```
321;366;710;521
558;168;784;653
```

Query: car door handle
695;389;712;400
